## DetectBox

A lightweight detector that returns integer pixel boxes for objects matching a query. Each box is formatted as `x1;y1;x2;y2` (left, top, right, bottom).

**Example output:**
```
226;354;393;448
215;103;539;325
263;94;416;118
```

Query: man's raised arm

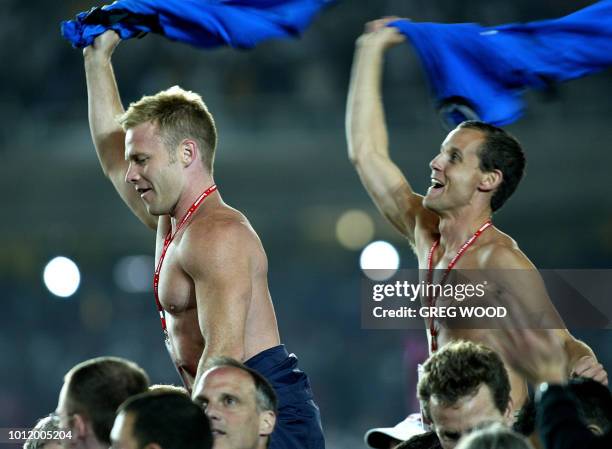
83;30;157;230
346;20;437;247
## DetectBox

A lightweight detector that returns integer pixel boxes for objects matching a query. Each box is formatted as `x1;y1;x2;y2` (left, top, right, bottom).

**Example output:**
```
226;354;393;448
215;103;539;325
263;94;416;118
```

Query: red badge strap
153;184;217;339
426;219;492;352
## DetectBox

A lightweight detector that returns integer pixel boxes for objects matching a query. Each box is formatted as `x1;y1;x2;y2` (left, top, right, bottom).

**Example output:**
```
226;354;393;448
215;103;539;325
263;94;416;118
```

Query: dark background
1;1;610;448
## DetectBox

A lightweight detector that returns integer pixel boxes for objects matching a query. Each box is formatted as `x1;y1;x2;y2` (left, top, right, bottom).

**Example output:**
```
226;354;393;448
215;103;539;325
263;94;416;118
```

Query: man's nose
125;163;139;184
204;402;221;421
429;153;443;171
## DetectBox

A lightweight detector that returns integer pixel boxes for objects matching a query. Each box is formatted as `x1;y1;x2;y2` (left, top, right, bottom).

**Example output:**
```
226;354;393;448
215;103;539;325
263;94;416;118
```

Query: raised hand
357;17;406;50
83;30;120;60
571;355;608;385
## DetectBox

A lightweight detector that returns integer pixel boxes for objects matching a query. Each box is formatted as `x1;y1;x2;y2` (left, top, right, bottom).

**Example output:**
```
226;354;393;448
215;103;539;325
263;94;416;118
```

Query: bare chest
155;235;196;315
419;245;486;272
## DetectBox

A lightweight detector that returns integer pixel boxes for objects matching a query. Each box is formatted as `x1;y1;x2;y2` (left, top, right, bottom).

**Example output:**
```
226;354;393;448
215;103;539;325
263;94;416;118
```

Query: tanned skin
83;31;280;393
346;18;606;415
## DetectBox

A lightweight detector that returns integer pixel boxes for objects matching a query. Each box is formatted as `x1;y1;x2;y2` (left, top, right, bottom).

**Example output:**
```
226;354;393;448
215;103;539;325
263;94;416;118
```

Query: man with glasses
52;356;149;449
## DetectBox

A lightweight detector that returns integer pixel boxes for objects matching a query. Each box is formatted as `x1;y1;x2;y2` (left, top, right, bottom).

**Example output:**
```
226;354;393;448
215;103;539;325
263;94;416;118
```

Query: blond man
82;31;324;449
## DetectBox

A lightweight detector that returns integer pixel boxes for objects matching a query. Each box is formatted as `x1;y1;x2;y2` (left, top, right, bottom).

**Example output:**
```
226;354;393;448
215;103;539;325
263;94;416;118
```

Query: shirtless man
345;19;607;413
83;31;324;448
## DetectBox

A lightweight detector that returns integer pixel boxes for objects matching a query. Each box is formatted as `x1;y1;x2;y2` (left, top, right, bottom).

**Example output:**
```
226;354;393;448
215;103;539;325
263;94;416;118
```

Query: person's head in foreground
111;391;213;449
513;376;612;447
192;357;277;449
418;341;512;449
424;121;525;217
565;377;612;435
455;423;533;449
54;356;149;449
119;86;218;216
24;415;62;449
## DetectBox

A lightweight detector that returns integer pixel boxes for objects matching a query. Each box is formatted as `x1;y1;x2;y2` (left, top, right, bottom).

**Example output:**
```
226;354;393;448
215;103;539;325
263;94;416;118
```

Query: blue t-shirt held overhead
61;0;333;50
391;0;612;126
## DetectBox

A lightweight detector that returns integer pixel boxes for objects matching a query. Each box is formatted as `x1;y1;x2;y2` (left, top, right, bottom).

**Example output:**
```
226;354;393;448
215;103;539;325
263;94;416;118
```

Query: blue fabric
245;345;325;449
61;0;332;50
391;0;612;126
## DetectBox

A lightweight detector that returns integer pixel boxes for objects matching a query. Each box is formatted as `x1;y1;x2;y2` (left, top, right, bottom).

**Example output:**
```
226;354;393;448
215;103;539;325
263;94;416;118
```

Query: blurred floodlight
335;209;375;250
114;255;155;293
43;256;81;298
359;240;400;281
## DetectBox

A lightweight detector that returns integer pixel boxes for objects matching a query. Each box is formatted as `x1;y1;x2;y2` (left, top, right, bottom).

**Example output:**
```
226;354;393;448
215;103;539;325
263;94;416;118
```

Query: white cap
365;414;425;449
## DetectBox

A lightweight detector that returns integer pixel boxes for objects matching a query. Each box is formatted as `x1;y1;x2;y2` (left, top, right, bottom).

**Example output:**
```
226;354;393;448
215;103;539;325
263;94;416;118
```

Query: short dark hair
512;398;536;436
418;341;510;422
65;357;149;444
394;431;441;449
207;357;277;414
568;377;612;435
458;121;525;212
118;391;213;449
515;377;612;437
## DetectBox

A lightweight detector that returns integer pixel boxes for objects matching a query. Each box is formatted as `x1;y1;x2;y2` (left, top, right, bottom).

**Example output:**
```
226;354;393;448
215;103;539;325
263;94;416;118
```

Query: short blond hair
118;86;218;171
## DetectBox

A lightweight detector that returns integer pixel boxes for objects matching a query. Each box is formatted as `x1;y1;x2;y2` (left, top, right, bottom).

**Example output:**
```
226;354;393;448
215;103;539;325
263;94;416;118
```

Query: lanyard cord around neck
426;219;492;352
153;184;217;340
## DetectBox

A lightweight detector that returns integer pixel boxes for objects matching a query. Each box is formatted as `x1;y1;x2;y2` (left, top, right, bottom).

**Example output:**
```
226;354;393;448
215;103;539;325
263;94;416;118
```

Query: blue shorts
245;345;325;449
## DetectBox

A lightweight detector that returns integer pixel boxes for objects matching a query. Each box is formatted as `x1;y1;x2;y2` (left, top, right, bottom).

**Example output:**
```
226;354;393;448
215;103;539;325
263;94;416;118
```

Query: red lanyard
153;184;217;340
426;219;492;352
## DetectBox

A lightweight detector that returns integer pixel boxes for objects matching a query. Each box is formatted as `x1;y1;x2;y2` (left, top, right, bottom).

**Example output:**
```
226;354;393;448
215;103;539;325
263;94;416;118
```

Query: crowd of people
348;16;611;449
23;5;611;449
26;356;275;449
24;331;610;449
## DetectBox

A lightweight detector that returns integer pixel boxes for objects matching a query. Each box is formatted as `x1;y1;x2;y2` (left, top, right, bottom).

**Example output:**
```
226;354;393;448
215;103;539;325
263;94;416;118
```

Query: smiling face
124;121;184;216
423;127;489;215
193;367;270;449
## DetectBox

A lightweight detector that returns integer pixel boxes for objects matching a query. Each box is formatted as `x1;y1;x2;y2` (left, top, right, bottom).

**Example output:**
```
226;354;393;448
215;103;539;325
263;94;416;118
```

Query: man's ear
72;414;89;441
478;169;503;192
259;410;276;437
180;139;198;167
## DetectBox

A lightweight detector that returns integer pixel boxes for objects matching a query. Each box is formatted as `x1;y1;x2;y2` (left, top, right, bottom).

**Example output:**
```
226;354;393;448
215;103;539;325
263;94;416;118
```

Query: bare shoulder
477;228;536;270
179;205;265;270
